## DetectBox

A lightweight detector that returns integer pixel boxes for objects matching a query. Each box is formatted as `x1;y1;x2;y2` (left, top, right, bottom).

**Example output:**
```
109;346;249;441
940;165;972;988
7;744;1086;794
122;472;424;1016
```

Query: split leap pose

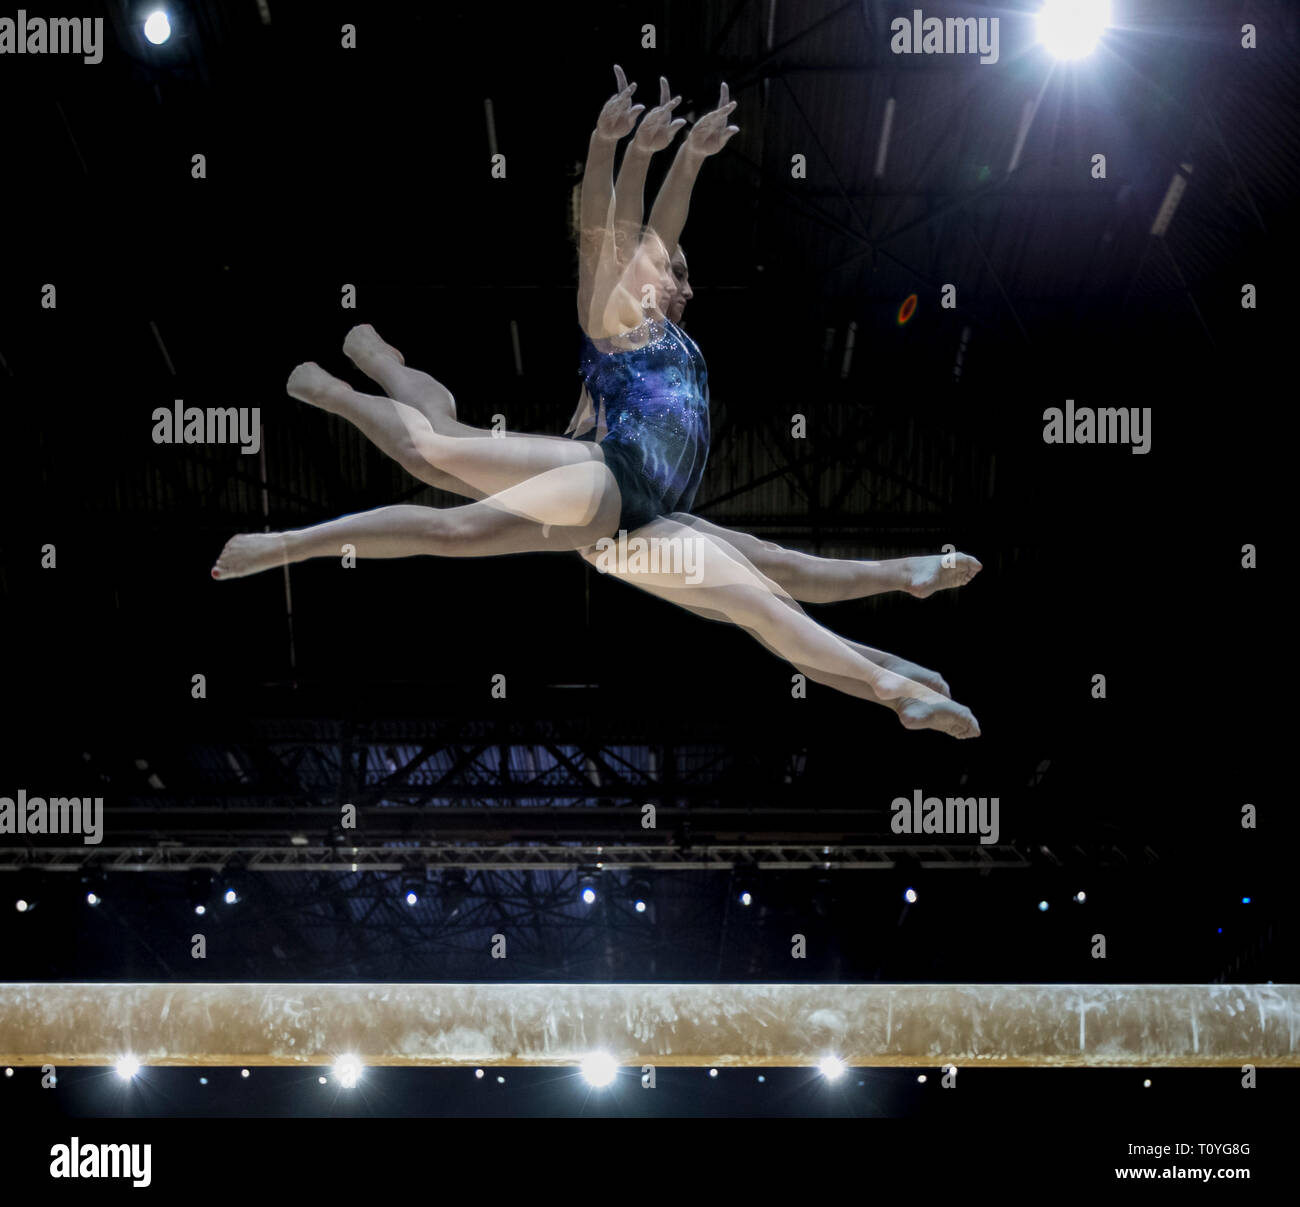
213;68;983;737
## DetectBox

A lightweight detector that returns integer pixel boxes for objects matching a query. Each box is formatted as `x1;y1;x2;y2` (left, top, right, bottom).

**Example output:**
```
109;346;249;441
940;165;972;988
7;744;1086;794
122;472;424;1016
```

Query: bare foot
871;652;950;698
903;552;982;599
343;323;405;372
211;532;288;580
286;361;349;413
895;696;981;739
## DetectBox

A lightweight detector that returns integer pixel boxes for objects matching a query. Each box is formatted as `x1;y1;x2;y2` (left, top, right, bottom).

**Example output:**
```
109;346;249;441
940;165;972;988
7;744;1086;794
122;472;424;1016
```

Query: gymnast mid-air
212;67;983;738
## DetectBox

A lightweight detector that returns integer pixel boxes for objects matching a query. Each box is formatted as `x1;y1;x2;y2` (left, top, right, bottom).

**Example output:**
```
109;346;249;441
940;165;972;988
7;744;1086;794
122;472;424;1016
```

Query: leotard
565;315;711;533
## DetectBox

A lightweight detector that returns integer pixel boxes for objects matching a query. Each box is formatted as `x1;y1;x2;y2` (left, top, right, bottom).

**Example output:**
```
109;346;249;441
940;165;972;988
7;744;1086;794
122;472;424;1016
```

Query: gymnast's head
629;230;694;325
620;226;679;322
626;235;692;325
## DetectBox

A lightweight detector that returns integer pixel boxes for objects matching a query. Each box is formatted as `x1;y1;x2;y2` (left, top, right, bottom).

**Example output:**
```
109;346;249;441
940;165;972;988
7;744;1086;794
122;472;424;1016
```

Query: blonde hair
611;222;668;273
569;208;669;270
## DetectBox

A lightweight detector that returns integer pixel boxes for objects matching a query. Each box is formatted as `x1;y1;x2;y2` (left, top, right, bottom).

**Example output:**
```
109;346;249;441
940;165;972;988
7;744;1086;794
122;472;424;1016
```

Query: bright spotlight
333;1055;363;1089
86;892;100;907
903;887;917;904
581;1052;617;1087
1074;891;1086;904
405;890;418;906
15;899;28;913
223;889;237;905
143;11;171;45
581;886;596;905
115;1057;140;1081
1036;0;1110;61
634;899;646;913
1038;900;1049;912
194;904;206;916
818;1056;847;1082
739;890;752;906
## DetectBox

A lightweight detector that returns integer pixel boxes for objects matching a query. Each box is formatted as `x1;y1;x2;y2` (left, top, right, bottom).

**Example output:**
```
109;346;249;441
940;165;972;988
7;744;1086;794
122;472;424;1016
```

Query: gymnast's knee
395;432;441;478
719;583;789;630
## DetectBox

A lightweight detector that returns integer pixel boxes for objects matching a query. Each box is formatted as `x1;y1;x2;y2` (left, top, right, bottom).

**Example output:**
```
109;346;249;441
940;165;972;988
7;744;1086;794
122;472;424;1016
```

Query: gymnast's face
667;248;693;325
627;236;678;320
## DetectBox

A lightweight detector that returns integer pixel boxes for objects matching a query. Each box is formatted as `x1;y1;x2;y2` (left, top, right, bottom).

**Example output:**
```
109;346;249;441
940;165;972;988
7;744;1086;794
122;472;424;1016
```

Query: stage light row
13;885;1265;913
3;1061;1164;1091
0;1054;873;1090
12;883;1106;912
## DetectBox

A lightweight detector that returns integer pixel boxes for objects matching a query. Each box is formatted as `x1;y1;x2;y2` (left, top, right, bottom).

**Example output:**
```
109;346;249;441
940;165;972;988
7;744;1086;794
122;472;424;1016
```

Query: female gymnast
212;67;983;738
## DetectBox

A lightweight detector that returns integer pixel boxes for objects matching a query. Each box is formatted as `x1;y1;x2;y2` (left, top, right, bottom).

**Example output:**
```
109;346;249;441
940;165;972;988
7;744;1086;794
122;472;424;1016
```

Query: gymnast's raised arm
612;76;686;234
577;66;644;337
647;82;739;254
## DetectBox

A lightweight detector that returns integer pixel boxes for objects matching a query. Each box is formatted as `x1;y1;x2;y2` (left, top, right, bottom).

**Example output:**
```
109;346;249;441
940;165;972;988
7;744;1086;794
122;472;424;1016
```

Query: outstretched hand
633;76;687;152
595;64;645;142
684;82;740;159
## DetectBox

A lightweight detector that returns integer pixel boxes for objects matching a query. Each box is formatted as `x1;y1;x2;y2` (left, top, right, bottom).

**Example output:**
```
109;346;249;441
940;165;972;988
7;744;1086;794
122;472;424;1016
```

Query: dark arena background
0;0;1293;1191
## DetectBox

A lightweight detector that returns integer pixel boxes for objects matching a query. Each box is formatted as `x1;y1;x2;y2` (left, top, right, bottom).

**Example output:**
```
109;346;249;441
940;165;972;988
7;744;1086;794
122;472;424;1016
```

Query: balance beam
1;983;1295;1067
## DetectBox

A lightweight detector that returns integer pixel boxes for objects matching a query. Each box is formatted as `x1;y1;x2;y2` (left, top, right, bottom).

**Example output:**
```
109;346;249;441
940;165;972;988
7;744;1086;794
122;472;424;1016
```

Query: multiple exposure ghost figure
213;67;983;737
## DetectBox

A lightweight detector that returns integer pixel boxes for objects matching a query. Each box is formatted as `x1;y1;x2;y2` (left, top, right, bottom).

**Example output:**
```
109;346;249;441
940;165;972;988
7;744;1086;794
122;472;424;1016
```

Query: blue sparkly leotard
565;315;711;533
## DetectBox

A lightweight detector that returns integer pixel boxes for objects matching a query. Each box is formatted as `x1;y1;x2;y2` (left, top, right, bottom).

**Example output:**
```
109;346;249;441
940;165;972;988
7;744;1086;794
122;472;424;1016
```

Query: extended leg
342;324;575;502
288;362;608;517
669;514;982;603
581;517;979;738
212;462;622;578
